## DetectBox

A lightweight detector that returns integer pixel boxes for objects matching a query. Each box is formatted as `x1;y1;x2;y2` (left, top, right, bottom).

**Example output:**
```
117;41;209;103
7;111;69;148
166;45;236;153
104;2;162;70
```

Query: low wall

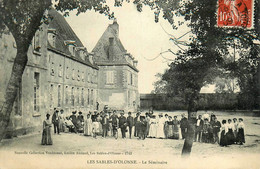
140;93;239;111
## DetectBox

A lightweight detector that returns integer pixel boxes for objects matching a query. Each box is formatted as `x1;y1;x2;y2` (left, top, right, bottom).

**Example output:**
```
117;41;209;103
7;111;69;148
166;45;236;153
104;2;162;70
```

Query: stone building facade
0;22;49;136
0;9;139;137
92;20;139;111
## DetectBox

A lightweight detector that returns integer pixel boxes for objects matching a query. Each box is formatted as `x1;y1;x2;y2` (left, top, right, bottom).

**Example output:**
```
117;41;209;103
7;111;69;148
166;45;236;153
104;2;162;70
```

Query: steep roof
92;20;138;72
47;8;98;69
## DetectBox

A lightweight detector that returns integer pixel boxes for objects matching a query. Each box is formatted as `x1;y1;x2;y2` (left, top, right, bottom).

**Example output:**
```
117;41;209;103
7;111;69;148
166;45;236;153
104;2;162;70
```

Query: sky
64;2;194;94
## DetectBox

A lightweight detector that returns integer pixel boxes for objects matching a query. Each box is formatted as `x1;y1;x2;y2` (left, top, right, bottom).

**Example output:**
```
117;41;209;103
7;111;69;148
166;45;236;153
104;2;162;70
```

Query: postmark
217;0;254;29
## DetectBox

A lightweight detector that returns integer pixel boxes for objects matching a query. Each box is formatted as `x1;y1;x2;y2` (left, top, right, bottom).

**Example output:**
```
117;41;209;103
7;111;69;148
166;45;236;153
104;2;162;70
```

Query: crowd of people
41;108;245;147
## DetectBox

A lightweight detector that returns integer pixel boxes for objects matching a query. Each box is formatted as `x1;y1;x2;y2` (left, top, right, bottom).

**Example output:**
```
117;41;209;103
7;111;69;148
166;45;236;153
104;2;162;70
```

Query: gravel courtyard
0;110;260;169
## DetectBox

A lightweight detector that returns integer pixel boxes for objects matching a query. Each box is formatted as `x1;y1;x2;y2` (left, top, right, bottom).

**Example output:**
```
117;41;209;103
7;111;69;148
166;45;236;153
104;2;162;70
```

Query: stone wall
140;93;239;111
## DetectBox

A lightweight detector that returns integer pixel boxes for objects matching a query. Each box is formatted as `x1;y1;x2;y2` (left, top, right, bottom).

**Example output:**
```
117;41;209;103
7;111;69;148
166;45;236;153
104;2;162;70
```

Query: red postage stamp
217;0;254;28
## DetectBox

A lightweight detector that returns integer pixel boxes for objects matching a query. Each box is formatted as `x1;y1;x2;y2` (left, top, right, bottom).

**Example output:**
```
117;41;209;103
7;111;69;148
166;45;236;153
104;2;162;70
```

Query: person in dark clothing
119;112;127;139
237;118;245;145
101;113;110;138
220;120;228;147
70;111;78;133
127;112;134;139
194;115;204;142
52;109;60;134
202;118;211;143
180;114;188;139
212;117;221;144
77;111;84;132
110;110;119;138
134;112;141;137
139;116;147;140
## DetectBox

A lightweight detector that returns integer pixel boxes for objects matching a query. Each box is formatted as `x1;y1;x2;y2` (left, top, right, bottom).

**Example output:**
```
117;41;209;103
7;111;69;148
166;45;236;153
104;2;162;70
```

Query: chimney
108;37;115;60
88;53;94;64
133;60;138;67
110;18;119;37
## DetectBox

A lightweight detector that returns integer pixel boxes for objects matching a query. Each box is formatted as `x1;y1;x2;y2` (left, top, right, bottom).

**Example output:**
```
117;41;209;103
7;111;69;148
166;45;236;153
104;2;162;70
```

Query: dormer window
89;54;94;64
34;30;41;54
48;28;56;48
76;47;87;60
64;40;76;56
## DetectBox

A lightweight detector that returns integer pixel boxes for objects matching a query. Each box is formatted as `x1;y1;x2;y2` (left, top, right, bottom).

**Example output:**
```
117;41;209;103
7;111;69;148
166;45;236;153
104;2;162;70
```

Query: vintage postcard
0;0;259;169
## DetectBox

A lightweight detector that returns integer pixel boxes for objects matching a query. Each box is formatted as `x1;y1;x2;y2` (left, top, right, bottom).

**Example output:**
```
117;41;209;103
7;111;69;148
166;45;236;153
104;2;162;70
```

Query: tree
0;0;114;141
151;73;168;94
143;0;259;156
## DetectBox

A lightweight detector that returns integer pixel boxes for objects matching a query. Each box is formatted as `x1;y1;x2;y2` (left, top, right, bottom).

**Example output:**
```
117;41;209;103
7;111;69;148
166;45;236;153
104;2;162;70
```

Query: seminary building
0;8;139;137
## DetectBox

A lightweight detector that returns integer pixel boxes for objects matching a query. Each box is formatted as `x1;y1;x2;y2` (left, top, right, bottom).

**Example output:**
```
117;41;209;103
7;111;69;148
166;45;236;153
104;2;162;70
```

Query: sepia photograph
0;0;259;168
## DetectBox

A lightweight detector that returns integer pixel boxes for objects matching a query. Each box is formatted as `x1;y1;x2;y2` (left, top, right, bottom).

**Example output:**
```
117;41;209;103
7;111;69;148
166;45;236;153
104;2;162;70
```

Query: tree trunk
181;98;197;157
181;118;196;157
0;45;28;141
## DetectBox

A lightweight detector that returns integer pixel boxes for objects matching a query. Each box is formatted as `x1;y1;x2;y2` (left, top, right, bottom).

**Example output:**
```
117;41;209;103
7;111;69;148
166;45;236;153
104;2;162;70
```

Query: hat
72;111;76;114
46;113;50;117
79;111;82;114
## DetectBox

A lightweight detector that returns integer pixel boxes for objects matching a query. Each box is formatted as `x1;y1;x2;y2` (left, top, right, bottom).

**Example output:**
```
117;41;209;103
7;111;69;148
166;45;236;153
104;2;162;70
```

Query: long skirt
84;122;92;136
41;127;53;145
98;122;103;135
220;130;227;146
237;128;245;144
148;124;157;138
173;126;179;139
164;123;169;138
156;124;165;138
202;132;209;143
167;125;174;138
226;129;235;145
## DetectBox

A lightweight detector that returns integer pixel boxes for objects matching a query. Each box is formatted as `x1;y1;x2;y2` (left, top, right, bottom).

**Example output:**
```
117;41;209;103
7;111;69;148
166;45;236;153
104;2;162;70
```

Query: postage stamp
217;0;254;29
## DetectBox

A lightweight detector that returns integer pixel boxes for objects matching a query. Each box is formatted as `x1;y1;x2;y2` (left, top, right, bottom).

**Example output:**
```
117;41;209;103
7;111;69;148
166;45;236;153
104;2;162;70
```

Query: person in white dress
84;114;92;136
148;115;157;138
156;114;165;138
92;118;99;139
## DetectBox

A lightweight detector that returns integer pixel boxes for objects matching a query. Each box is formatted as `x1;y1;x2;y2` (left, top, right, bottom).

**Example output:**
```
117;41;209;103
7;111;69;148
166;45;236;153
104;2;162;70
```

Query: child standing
92;118;99;139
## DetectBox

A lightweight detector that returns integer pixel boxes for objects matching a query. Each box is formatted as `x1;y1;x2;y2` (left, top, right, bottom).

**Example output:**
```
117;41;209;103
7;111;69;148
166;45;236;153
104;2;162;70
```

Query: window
81;88;84;106
77;88;80;105
88;73;90;82
50;84;54;108
82;71;85;82
71;87;74;106
58;64;62;77
50;62;55;76
77;70;80;81
66;67;69;79
65;86;69;105
34;31;41;53
91;89;94;105
130;73;133;85
72;69;75;80
58;85;61;107
69;45;75;56
34;72;40;112
128;90;131;106
48;29;56;47
106;71;114;84
87;89;90;105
